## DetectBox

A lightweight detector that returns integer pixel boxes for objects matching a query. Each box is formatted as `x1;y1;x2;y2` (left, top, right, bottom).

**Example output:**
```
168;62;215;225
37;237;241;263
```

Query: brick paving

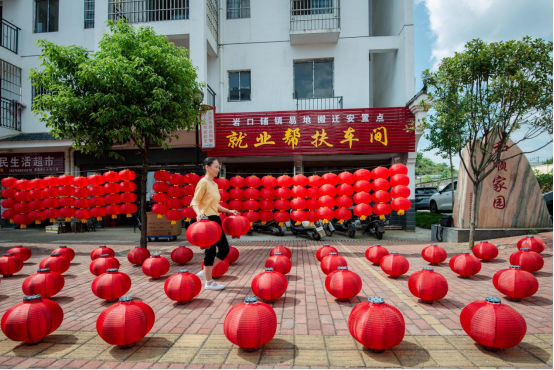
0;231;550;368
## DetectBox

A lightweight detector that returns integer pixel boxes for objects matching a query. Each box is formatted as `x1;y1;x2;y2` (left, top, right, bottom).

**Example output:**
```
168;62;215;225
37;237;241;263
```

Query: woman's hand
230;210;240;215
196;212;206;221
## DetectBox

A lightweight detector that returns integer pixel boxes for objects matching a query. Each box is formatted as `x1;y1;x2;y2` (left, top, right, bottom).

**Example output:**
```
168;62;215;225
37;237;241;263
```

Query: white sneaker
196;270;205;280
205;280;225;291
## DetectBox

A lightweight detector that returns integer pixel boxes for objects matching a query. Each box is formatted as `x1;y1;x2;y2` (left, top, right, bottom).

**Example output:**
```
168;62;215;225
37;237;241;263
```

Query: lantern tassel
126;214;132;217
35;220;41;225
278;222;284;226
398;210;405;216
309;222;314;226
338;219;344;224
171;221;176;225
185;218;191;222
20;224;26;229
379;215;385;220
111;215;117;219
97;217;102;221
323;219;329;224
65;217;71;221
360;216;367;221
157;214;163;218
250;222;253;226
50;218;55;222
81;219;87;223
9;219;13;223
295;221;301;225
262;221;267;225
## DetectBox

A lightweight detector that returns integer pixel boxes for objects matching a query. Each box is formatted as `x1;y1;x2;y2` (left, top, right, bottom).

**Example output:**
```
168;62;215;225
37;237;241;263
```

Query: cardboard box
146;212;182;236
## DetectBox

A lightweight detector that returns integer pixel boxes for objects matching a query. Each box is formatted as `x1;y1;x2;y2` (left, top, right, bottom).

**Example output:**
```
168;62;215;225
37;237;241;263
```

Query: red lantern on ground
274;211;290;226
325;267;362;301
270;245;291;259
6;246;31;262
390;174;409;187
349;297;405;352
421;244;447;265
380;252;409;277
460;296;526;350
365;245;389;265
170;245;193;265
91;246;115;260
316;244;337;261
390;185;410;199
52;245;75;261
92;268;132;302
252;268;288;302
449;252;482;277
493;265;539;301
1;295;63;344
186;219;222;248
265;253;291;275
308;175;323;188
223;215;250;238
276;175;293;188
408;267;448;303
472;241;498;261
164;269;202;303
391;198;412;216
201;258;229;278
40;253;70;274
96;297;155;348
224;296;277;351
509;248;544;273
127;246;151;266
90;254;120;276
22;268;65;299
227;246;239;264
320;252;347;275
142;254;170;279
261;175;277;188
517;235;546;254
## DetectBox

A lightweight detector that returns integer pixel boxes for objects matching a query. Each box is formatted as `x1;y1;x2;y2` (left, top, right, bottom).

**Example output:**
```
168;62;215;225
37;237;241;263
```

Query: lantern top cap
264;268;274;272
337;266;348;270
323;244;331;247
423;267;434;271
178;269;189;273
99;253;110;257
178;245;187;248
24;294;42;301
59;245;67;248
99;245;107;248
460;251;470;254
51;253;61;256
481;240;488;243
485;296;501;304
37;268;50;272
329;252;338;255
3;253;13;256
526;235;534;238
106;268;118;272
390;252;398;255
520;248;531;251
510;265;521;269
244;296;257;304
274;252;282;255
432;244;438;246
368;297;384;304
373;244;381;247
152;253;161;257
134;246;144;249
119;296;133;302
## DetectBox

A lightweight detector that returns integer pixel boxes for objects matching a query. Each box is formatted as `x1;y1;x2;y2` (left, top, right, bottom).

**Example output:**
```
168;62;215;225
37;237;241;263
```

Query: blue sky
413;0;553;167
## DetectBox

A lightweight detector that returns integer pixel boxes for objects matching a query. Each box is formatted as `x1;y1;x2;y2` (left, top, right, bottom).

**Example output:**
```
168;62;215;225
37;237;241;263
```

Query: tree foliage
543;157;553;165
415;152;453;176
535;170;553;193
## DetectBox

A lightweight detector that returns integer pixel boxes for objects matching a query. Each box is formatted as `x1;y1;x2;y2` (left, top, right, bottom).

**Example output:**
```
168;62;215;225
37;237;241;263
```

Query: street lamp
193;90;204;173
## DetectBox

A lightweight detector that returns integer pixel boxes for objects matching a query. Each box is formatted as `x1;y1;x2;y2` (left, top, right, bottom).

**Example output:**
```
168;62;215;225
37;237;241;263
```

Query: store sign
201;108;216;149
206;107;415;157
0;152;64;175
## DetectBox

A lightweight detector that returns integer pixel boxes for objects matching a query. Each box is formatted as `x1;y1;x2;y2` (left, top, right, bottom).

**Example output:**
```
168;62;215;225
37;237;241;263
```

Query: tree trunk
140;143;149;248
468;180;479;250
449;150;455;209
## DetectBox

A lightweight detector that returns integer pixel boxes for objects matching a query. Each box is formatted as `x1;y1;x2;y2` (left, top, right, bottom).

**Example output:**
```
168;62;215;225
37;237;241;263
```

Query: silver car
429;181;457;213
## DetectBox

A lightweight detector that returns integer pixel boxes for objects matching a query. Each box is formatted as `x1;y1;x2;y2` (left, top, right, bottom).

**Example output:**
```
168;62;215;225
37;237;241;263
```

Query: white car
429;181;457;213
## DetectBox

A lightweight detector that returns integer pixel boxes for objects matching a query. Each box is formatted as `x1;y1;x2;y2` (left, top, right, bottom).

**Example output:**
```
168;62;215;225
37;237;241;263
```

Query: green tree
415;152;450;176
535;170;553;192
31;21;206;248
421;174;434;184
543;157;553;165
421;37;553;249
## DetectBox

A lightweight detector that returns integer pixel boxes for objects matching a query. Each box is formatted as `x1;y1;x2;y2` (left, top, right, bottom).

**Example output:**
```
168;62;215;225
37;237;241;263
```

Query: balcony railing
1;97;22;131
1;19;20;54
206;85;216;108
296;96;343;110
290;0;340;32
206;0;218;41
108;0;189;23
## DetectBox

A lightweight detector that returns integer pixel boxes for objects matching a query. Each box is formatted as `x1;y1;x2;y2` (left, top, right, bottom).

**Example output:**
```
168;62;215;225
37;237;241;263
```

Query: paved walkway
0;232;550;368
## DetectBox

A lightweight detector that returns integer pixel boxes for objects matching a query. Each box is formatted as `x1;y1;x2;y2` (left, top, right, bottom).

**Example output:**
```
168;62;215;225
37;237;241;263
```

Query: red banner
206;107;415;157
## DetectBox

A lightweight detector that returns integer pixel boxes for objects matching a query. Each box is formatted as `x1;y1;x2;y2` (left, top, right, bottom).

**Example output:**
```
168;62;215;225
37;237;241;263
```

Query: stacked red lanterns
119;169;137;218
166;173;184;225
320;252;347;275
89;173;107;221
0;253;23;277
265;252;291;275
252;268;288;302
164;269;202;303
182;174;198;222
1;295;64;344
325;266;362;301
40;253;70;274
449;252;481;278
316;244;337;262
222;214;250;238
186;219;222;248
28;178;46;225
349;297;405;352
73;176;91;223
52;245;75;262
421;244;447;265
274;176;292;226
90;254;120;276
460;296;526;350
259;176;276;225
103;171;121;219
152;170;170;219
472;241;498;261
58;175;75;222
96;297;155;348
408;267;448;304
170;245;193;265
7;245;32;262
227;246;239;264
493;265;539;301
365;244;389;265
224;296;277;351
517;235;546;254
509;248;544;273
91;246;115;260
142;254;170;279
1;177;18;223
22;268;65;298
389;164;411;216
270;245;291;259
42;176;60;222
243;176;261;226
380;252;409;277
127;246;151;266
201;259;229;278
372;167;391;220
14;179;32;228
92;268;132;302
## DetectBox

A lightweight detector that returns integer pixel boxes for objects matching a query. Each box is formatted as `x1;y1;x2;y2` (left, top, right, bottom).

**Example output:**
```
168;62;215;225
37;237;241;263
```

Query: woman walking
191;157;239;290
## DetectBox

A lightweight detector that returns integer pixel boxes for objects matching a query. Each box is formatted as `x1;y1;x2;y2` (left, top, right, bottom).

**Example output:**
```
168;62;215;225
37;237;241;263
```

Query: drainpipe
219;0;224;110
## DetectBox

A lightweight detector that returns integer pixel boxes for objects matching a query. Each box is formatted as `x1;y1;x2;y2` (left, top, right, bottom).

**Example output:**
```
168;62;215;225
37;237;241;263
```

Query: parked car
543;191;553;216
415;186;438;210
429;181;457;213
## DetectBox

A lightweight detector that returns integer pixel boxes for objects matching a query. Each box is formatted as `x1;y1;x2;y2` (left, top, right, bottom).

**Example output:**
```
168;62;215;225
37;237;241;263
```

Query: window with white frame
293;60;333;99
292;0;333;15
228;71;251;101
34;0;59;33
227;0;250;19
31;78;51;109
84;0;95;28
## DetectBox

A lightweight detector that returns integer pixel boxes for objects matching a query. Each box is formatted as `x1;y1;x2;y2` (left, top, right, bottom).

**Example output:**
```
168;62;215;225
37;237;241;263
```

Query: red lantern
270;246;291;259
373;190;391;204
318;195;335;209
354;204;372;220
57;175;74;186
168;173;185;186
227;246;239;264
6;246;31;262
40;253;70;274
230;176;245;188
96;297;155;348
493;266;539;301
389;163;408;177
372;178;390;192
391;198;412;216
91;246;115;260
274;199;290;211
306;187;319;199
201;258;229;278
291;174;307;187
244;211;259;225
336;183;354;197
380;253;409;277
290;198;307;211
421;244;447;265
336;195;353;209
325;266;362;301
316;244;337;261
154;170;170;182
22;268;65;298
408;267;448;303
127;246;151;266
181;206;197;222
349;297;404;352
164;269;202;303
449;252;482;277
90;254;120;276
319;184;337;198
390;185;410;198
334;208;352;223
171;245;193;265
261;175;277;188
322;173;338;185
308;175;323;187
260;199;274;211
92;268;132;302
460;297;526;350
222;215;250;238
291;186;307;199
186;219;222;248
275;187;291;199
321;252;347;275
354;169;372;182
509;248;544;273
259;210;273;224
372;167;389;180
365;245;389;265
243;199;260;212
229;188;244;200
336;171;354;185
252;268;288;302
152;204;168;217
472;241;498;261
306;210;319;225
229;200;243;211
276;175;293;188
353;191;372;204
260;188;275;200
224;296;277;351
30;178;46;190
265;253;291;275
103;171;120;183
390;174;409;187
1;295;63;344
373;203;392;220
517;235;546;254
317;207;334;224
88;174;105;186
244;188;260;200
214;177;231;191
52;245;75;261
274;211;290;226
245;175;262;189
142;254;170;279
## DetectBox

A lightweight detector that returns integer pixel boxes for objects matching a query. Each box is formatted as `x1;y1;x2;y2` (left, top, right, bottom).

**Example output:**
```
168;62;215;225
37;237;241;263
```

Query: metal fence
1;19;20;54
1;97;21;131
290;0;340;32
296;96;342;110
206;85;216;108
108;0;189;23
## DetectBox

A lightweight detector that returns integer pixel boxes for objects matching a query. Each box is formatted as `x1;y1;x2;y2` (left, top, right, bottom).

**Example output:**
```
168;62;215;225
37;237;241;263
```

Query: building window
227;0;250;19
292;0;333;16
293;60;333;99
228;71;251;102
0;59;22;131
31;79;51;109
34;0;59;33
108;0;190;23
84;0;95;28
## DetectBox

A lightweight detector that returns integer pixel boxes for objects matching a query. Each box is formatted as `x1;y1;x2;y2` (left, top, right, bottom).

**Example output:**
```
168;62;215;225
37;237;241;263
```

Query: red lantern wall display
186;219;222;248
22;268;65;298
265;253;291;275
224;296;277;351
390;174;409;187
13;184;31;228
201;258;229;278
127;246;151;266
166;186;183;225
40;253;70;274
7;246;31;262
372;167;389;180
91;246;115;260
170;245;193;265
509;248;544;273
472;241;498;261
517;235;546;254
119;170;137;218
52;246;75;261
316;244;338;261
90;185;107;220
460;296;526;350
90;254;120;276
421;244;447;265
261;175;278;188
152;177;169;219
1;178;17;223
390;185;410;199
252;268;288;302
92;268;132;302
142;254;170;279
28;184;45;224
96;296;155;348
227;246;240;264
230;175;246;189
449;252;481;278
270;245;291;259
322;173;338;186
349;297;405;352
321;252;347;275
408;267;448;303
380;252;409;277
325;266;362;301
365;245;389;265
73;177;91;223
222;215;250;238
58;183;75;221
274;211;290;226
391;198;412;216
1;295;63;344
493;265;539;301
164;269;202;303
